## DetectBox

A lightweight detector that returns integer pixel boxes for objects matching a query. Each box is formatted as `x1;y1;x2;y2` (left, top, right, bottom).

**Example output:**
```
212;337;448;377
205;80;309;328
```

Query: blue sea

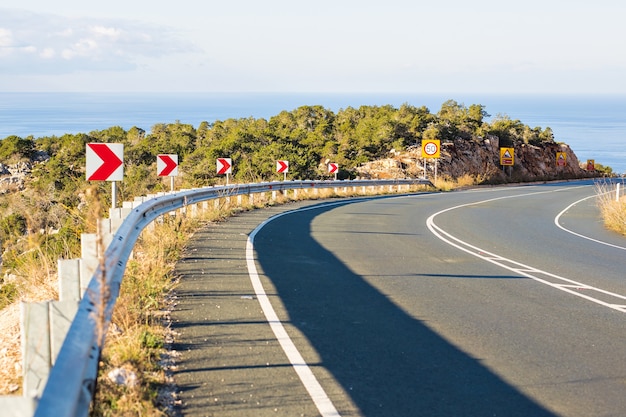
1;92;625;174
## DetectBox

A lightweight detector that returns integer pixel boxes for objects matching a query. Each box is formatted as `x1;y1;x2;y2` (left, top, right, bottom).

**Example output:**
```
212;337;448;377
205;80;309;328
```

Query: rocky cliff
356;136;589;182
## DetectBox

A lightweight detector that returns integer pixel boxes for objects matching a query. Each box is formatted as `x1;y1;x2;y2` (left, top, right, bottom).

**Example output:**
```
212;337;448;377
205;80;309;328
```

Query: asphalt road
172;180;626;417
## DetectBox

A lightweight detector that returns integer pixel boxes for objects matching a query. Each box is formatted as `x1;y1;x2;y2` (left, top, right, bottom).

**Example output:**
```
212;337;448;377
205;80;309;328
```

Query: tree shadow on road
254;202;557;417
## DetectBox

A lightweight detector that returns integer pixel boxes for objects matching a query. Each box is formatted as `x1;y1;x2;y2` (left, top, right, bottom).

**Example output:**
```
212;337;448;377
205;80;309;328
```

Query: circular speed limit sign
424;142;438;155
422;140;440;158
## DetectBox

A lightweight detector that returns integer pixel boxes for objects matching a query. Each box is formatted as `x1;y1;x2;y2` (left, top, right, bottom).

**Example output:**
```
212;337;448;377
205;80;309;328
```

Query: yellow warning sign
421;140;440;159
500;147;514;166
556;152;567;167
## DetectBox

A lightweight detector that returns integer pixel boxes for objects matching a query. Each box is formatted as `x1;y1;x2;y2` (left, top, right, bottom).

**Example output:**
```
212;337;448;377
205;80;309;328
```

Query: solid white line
425;186;626;313
554;194;626;251
245;202;355;417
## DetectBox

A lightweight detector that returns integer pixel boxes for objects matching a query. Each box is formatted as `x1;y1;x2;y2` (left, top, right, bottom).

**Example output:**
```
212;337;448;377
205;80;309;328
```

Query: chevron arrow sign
276;160;289;173
217;158;232;175
86;143;123;181
157;154;178;176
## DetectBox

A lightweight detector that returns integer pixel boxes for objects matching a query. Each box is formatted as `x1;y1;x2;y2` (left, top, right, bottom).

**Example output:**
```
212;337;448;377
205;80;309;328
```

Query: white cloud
0;8;199;74
90;26;122;39
0;28;12;47
40;48;55;59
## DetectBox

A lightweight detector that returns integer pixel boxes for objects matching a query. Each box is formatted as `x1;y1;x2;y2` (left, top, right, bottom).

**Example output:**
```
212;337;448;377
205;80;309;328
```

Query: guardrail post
18;299;79;414
58;259;81;302
0;396;37;416
22;301;51;399
49;301;79;365
80;234;99;295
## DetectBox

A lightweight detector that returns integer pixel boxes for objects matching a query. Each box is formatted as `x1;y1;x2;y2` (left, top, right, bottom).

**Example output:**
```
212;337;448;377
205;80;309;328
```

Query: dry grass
0;235;59;395
0;185;97;395
92;213;201;417
434;174;483;191
596;181;626;236
0;303;22;394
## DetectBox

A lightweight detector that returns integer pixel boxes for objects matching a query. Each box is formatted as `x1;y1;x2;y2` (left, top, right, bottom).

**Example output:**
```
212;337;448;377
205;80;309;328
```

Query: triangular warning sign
558;154;565;160
503;149;512;158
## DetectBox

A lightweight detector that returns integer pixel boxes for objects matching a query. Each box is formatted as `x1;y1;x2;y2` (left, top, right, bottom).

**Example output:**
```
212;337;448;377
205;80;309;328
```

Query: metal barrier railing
32;178;431;416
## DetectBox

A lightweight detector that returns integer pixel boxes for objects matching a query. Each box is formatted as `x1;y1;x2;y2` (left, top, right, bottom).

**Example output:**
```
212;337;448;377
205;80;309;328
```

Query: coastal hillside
0;100;600;278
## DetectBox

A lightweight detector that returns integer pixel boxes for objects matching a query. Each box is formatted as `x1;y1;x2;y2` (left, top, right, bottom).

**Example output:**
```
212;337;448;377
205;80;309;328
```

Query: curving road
172;180;626;417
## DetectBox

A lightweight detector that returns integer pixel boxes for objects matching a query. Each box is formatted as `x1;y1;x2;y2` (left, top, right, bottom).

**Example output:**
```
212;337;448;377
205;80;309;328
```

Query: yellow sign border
500;147;514;166
422;139;441;159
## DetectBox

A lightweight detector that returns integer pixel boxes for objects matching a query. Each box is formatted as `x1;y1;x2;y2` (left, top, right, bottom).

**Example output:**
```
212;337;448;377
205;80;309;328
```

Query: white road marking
554;194;626;251
426;186;626;313
246;202;354;417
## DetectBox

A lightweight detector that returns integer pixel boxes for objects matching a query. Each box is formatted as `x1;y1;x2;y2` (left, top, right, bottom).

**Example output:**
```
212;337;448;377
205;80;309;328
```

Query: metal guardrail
33;178;431;417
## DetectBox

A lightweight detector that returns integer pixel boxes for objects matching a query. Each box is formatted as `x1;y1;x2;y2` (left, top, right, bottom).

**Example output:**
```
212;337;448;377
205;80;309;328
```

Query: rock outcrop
356;137;589;182
0;151;50;193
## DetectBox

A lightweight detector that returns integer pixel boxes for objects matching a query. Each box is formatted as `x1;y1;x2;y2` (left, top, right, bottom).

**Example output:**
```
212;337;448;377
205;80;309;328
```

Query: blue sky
1;0;625;93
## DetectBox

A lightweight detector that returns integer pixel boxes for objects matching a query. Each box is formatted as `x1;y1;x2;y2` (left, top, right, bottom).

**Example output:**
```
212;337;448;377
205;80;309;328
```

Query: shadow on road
254;203;557;417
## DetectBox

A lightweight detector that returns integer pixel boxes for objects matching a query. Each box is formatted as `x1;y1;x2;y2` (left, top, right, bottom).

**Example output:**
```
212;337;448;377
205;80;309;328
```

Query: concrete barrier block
0;396;37;417
49;300;79;365
80;234;99;294
21;302;51;398
58;259;80;302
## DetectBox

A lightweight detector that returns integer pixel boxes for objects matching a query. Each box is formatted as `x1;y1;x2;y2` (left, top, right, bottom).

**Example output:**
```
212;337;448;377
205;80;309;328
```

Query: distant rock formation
356;137;589;182
0;151;50;193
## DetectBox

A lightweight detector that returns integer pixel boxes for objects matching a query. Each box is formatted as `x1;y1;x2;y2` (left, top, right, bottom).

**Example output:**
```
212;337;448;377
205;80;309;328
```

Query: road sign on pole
277;160;289;173
421;140;441;159
86;143;124;209
328;162;338;180
217;157;232;185
217;158;232;175
500;147;514;166
86;143;124;181
157;154;178;177
277;160;289;181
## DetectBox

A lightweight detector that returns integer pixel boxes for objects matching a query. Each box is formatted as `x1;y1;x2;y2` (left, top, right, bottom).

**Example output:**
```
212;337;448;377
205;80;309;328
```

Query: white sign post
217;158;232;185
328;163;338;180
157;154;179;191
86;143;124;209
277;160;289;181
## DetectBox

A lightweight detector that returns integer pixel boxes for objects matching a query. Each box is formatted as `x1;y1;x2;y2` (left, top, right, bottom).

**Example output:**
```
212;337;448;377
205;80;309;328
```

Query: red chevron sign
328;163;338;174
86;143;123;181
217;158;232;175
276;160;289;173
157;154;178;176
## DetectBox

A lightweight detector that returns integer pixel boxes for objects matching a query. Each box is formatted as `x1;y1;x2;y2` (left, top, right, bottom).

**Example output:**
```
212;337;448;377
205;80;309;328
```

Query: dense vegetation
0;99;560;282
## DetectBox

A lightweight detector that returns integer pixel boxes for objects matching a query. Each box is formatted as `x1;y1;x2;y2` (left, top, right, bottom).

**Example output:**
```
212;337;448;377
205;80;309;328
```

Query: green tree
488;114;525;147
0;135;35;162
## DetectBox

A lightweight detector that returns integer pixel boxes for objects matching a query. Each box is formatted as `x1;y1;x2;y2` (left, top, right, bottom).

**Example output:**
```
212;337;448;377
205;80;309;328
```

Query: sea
1;92;625;174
